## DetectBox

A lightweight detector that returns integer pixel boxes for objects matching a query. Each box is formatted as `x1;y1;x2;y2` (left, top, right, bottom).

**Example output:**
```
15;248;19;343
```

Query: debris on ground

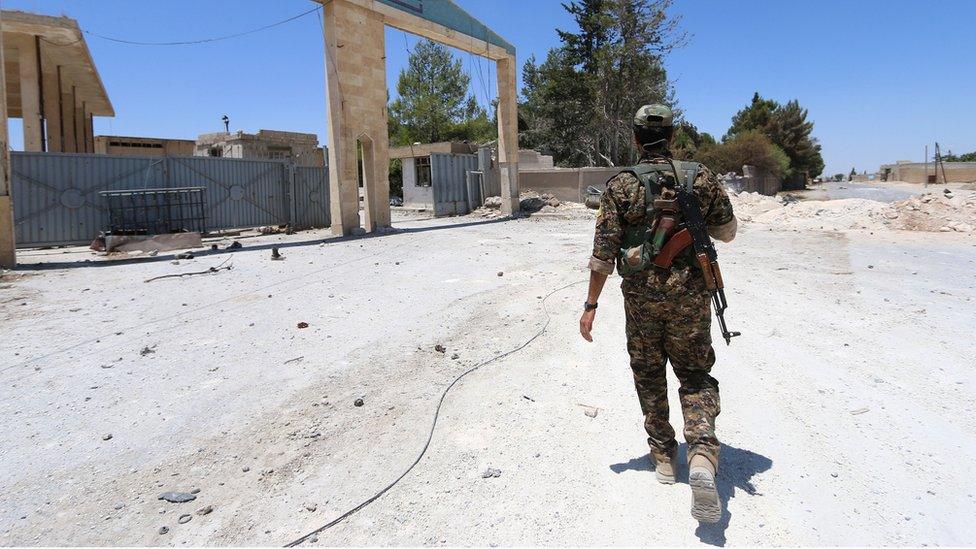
140;345;157;356
259;224;291;235
228;241;243;250
178;514;192;524
284;356;304;365
451;353;459;360
195;505;213;516
102;433;113;441
158;492;196;503
482;467;502;479
304;502;318;512
175;252;195;260
158;526;169;535
354;398;364;407
297;322;309;329
434;344;446;353
271;247;284;260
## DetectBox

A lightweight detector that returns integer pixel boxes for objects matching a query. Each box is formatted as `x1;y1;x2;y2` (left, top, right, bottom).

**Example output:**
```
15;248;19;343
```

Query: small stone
242;466;250;472
434;344;446;353
497;271;504;277
354;398;364;407
482;467;502;478
102;433;113;441
297;322;309;329
158;492;196;503
113;502;124;510
305;502;317;512
178;514;192;524
190;488;201;494
451;353;459;360
309;535;319;543
584;409;598;418
196;505;213;516
158;526;169;535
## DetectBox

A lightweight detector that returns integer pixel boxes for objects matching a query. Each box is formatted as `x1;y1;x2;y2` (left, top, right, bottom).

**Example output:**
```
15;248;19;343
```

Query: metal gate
10;152;330;247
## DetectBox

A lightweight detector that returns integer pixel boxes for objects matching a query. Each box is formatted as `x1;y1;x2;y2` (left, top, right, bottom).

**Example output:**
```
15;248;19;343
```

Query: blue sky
5;0;974;177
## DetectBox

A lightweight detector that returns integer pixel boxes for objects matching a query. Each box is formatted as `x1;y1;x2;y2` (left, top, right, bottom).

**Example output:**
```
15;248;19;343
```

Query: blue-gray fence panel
10;152;331;247
293;166;331;229
11;152;166;246
430;152;478;216
165;156;289;231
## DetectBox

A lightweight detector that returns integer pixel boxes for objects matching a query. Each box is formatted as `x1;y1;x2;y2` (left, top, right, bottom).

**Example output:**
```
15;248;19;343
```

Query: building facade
880;161;976;184
195;129;325;167
94;135;195;157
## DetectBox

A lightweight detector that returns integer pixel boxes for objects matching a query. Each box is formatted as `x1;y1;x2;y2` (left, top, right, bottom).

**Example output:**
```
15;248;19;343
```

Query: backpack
615;160;701;276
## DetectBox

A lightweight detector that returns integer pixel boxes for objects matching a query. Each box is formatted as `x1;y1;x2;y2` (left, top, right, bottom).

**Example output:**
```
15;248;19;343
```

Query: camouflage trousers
623;288;721;471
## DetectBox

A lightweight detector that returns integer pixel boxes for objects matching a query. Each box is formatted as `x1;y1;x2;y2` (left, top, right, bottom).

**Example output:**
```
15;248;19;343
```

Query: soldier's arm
581;178;626;342
697;167;737;243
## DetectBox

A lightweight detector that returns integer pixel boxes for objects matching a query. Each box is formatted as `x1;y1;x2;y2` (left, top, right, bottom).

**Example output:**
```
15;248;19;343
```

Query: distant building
880;160;976;184
389;142;481;211
195;129;325;167
94;135;195;157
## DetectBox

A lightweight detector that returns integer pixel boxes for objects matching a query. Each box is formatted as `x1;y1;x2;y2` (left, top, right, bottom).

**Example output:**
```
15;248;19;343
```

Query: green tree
696;131;790;178
388;40;488;145
520;0;685;167
726;93;824;178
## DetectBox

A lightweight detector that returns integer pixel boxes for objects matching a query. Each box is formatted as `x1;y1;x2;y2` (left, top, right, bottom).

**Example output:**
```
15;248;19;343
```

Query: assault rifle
667;160;741;345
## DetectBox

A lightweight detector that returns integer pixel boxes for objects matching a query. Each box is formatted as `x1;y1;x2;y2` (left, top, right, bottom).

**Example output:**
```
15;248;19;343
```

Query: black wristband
584;301;598;311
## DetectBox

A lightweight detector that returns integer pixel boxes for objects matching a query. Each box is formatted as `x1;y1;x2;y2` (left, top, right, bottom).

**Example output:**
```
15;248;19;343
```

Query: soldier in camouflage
578;104;738;523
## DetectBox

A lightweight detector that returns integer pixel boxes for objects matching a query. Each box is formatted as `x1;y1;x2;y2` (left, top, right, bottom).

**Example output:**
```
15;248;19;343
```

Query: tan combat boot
650;449;678;484
689;454;720;523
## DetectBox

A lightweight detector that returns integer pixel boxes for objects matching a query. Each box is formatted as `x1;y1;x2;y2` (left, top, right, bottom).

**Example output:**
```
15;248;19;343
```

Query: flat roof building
94;135;196;158
2;10;114;152
195;129;325;167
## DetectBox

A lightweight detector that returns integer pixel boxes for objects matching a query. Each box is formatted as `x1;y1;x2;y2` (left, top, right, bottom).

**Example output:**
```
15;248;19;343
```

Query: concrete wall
520;167;619;203
880;162;976;184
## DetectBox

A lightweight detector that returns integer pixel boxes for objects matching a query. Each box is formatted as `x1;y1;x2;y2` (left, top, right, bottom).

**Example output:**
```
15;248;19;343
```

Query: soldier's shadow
609;442;772;547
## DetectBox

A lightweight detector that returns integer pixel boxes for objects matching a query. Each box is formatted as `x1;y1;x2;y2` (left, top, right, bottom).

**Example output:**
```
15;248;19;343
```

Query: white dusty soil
2;184;976;546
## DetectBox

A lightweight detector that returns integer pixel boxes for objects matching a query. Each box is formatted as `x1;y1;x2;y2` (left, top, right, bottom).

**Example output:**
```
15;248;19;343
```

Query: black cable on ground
284;279;586;547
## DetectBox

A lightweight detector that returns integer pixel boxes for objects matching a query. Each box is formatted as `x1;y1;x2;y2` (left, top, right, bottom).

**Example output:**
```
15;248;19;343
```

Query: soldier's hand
579;309;596;342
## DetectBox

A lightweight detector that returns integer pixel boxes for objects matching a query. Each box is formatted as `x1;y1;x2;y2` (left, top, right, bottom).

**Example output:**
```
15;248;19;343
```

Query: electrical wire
283;278;586;547
39;6;321;48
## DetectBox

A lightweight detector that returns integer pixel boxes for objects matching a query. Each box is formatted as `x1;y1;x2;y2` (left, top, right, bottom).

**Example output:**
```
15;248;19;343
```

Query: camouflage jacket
589;156;736;297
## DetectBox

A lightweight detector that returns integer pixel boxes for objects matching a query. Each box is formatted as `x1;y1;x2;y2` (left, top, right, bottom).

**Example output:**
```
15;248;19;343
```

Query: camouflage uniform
588;156;735;471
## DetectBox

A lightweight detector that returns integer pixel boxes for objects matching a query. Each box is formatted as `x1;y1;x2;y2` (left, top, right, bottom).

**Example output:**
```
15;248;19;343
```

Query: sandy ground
2;187;976;546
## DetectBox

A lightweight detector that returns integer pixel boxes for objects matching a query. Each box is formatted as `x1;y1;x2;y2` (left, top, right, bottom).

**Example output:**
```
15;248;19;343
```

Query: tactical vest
616;160;701;276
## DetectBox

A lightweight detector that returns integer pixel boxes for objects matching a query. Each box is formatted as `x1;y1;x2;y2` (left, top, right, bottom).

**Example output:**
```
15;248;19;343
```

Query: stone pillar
0;33;16;267
323;0;390;235
74;99;85;154
16;36;43;152
85;113;94;153
496;55;519;215
61;88;76;152
42;66;62;152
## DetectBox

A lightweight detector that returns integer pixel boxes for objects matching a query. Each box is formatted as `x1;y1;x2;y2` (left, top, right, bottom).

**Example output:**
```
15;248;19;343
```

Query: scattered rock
190;488;201;494
482;467;502;479
140;345;156;356
158;526;169;535
483;196;503;209
228;241;243;250
148;249;159;257
497;271;504;277
158;492;196;503
271;247;283;260
354;398;364;407
114;502;125;510
434;344;446;353
519;196;546;213
178;514;192;524
196;505;213;516
584;408;598;418
242;466;250;473
451;353;459;360
102;433;113;441
297;322;309;329
175;252;194;260
304;502;317;512
546;197;561;208
309;535;319;543
351;227;367;237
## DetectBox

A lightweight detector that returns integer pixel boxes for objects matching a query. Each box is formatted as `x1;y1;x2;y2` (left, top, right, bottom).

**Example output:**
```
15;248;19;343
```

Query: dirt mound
881;190;976;234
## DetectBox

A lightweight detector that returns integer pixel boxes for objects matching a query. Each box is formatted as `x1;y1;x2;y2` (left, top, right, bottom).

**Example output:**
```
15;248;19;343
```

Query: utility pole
222;115;230;133
924;144;929;187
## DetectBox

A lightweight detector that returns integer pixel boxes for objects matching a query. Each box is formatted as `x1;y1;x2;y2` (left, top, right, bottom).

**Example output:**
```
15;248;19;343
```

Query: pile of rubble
729;188;976;236
881;189;976;234
469;192;590;219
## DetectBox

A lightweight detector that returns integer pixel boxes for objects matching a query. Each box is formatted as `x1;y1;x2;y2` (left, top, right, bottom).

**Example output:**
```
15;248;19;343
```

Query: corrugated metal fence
10;152;330;248
430;152;478;216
